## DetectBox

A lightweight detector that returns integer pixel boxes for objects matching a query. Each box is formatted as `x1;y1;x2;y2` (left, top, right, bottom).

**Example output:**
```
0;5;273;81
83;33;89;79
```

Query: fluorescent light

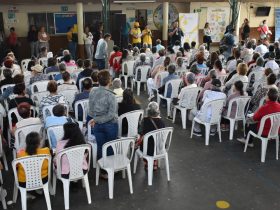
113;0;156;3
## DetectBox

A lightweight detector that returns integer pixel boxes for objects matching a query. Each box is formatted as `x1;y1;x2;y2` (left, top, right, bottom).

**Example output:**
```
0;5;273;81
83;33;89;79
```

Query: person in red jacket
7;27;18;57
109;45;122;78
237;88;280;147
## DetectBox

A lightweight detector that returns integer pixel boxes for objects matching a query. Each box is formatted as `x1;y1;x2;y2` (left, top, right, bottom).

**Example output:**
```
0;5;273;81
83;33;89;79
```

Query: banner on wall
207;7;230;42
275;8;280;41
179;13;199;46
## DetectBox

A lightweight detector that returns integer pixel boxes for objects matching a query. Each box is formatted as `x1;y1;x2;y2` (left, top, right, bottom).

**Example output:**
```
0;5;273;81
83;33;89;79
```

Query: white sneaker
237;138;254;148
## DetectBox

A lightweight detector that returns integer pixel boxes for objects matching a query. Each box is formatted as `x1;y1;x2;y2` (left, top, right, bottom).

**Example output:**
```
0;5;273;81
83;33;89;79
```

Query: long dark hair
234;80;244;96
63;122;85;148
25;132;40;155
122;88;136;105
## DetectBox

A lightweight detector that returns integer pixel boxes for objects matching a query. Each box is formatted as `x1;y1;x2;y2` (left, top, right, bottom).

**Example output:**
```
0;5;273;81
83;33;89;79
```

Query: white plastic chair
154;71;169;89
118;110;144;138
190;99;225;146
74;99;89;124
244;112;280;163
12;155;52;210
157;79;182;117
0;135;8;171
133;65;151;96
39;57;48;68
133;127;174;186
30;81;49;94
96;137;135;199
46;125;64;149
172;87;201;129
52;144;91;209
42;104;69;121
58;90;78;111
57;79;76;86
120;60;135;89
0;175;7;209
78;77;92;92
31;91;49;106
14;124;44;159
21;59;31;72
223;96;251;140
0;84;15;94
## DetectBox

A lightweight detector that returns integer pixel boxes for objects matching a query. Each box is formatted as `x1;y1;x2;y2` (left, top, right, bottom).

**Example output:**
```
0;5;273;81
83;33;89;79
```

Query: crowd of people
0;17;279;208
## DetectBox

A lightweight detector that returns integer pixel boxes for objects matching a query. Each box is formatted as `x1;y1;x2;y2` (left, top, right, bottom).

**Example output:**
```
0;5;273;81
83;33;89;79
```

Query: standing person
257;20;272;40
93;22;103;52
241;18;250;41
142;25;152;49
7;27;18;57
203;22;212;51
121;21;131;49
130;22;142;48
67;26;77;60
27;25;38;58
168;21;184;47
95;33;111;70
83;26;94;61
38;26;50;52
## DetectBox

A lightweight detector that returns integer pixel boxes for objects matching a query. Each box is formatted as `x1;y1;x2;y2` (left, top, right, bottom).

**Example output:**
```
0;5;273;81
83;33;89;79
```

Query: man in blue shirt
94;33;111;70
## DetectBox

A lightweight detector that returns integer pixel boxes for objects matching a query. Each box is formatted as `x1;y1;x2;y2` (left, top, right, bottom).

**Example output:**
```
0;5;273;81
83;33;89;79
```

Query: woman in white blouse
83;26;94;60
38;26;50;51
203;22;212;51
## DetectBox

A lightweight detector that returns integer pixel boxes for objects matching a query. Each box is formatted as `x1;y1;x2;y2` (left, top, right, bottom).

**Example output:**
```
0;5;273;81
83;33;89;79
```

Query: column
77;2;85;59
162;2;169;47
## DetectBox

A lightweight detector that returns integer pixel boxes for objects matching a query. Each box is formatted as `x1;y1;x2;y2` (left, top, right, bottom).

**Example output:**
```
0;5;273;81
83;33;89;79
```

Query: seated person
62;54;77;68
76;59;93;89
0;74;24;102
57;71;78;92
176;57;186;72
9;83;34;110
91;70;99;87
54;63;66;81
112;78;123;97
237;88;280;147
133;53;150;80
76;59;84;72
0;68;13;88
197;70;217;101
137;102;165;170
16;132;50;187
29;64;49;85
214;59;227;77
118;88;141;135
54;122;88;178
45;57;59;75
189;79;226;136
158;64;179;97
38;46;48;58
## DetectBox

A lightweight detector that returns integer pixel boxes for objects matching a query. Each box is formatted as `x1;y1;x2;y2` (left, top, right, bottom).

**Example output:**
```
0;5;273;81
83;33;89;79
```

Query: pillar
102;0;110;33
235;3;242;41
162;2;169;47
77;2;85;59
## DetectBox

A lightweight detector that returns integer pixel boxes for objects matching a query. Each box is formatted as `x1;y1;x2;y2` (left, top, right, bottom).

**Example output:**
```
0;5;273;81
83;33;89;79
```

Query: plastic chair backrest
200;99;225;124
102;138;135;167
42;104;69;120
56;144;91;180
30;81;49;94
12;155;51;190
179;87;201;109
118;110;144;137
136;65;151;82
21;59;31;72
257;112;280;139
57;79;76;86
79;77;92;91
14;123;44;152
0;84;15;94
31;91;49;105
142;127;173;158
154;71;169;89
39;58;48;68
163;79;181;98
46;125;64;148
58;89;78;107
24;71;32;86
74;99;89;123
226;96;251;119
8;106;37;130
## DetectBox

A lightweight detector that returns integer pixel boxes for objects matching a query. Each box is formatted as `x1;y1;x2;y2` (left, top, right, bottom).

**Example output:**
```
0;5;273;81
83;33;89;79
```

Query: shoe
237;138;254;148
166;116;173;121
148;95;155;101
193;131;202;137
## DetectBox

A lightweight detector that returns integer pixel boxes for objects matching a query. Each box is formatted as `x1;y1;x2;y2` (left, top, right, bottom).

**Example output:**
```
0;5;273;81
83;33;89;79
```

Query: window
28;13;55;34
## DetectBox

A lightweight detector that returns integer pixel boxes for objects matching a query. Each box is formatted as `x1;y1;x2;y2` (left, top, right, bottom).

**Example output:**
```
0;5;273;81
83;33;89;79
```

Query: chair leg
276;137;279;160
1;187;7;210
244;133;251;152
217;123;222;143
172;107;176;124
2;152;8;171
126;164;133;194
190;120;194;138
181;109;187;129
122;170;126;179
62;179;70;210
51;170;57;195
12;183;18;203
165;155;170;181
96;164;100;186
107;169;115;199
133;152;139;174
157;95;160;106
205;124;210;146
43;184;52;210
229;119;235;140
167;100;171;117
146;158;154;186
261;139;268;163
92;143;97;169
124;76;128;89
137;82;141;96
19;188;27;210
83;174;92;204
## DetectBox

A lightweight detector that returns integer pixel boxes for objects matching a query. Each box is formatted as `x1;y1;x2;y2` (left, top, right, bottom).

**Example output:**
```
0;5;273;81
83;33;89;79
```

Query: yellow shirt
142;29;152;45
17;147;51;183
131;28;141;44
67;31;72;42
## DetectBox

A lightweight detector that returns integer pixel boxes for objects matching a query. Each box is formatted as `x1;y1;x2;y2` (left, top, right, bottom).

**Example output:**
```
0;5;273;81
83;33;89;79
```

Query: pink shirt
55;140;88;175
215;69;227;77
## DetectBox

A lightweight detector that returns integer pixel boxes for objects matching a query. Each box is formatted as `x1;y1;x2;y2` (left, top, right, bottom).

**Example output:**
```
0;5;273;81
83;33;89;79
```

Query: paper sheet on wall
179;13;199;46
207;7;230;42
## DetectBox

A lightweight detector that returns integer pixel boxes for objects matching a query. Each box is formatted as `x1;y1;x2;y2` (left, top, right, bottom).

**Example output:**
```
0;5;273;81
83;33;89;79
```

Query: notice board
54;13;77;34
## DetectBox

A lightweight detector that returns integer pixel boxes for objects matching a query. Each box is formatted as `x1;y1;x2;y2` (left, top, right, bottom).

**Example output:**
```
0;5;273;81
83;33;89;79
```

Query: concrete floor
2;92;280;210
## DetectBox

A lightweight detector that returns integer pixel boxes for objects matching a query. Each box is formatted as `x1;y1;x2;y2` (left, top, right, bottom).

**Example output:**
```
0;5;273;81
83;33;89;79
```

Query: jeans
93;121;118;160
68;41;77;60
96;59;105;70
85;44;93;60
30;41;38;57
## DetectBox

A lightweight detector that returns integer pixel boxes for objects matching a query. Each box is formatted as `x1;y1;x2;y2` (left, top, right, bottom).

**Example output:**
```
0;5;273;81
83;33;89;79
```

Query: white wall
0;2;189;37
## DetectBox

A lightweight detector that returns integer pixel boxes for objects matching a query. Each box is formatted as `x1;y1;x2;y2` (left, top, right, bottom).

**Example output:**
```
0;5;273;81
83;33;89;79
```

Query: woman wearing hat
130;22;142;48
29;64;49;85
